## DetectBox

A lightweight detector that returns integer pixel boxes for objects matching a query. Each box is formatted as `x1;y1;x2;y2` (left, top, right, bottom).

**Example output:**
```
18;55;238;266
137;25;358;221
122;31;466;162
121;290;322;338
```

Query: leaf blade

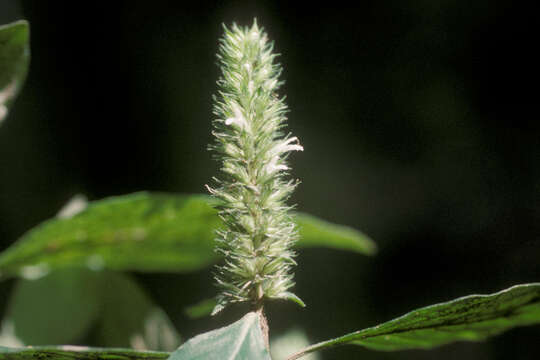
168;312;271;360
0;192;375;280
0;345;168;360
288;283;540;359
0;192;221;279
1;268;180;351
295;213;376;255
0;20;30;125
4;269;101;346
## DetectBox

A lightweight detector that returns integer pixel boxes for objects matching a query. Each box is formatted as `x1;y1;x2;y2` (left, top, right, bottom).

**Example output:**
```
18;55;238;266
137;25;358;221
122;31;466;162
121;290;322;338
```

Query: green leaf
168;312;271;360
279;292;306;308
0;193;221;279
4;268;101;346
184;298;218;320
287;283;540;359
1;269;180;351
0;20;30;125
0;192;375;280
0;345;168;360
271;329;321;360
185;292;306;320
295;213;376;255
94;272;180;351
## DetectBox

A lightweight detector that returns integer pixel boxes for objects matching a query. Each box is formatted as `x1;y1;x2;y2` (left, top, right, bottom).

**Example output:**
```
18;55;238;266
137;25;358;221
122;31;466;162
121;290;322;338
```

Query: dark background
1;1;539;359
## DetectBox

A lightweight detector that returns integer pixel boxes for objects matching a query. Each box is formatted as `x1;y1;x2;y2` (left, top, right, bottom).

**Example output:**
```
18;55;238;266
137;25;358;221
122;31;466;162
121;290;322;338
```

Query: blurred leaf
271;329;320;360
0;192;375;280
168;312;271;360
184;298;218;320
0;193;220;279
0;321;22;348
96;272;180;351
0;345;168;360
0;20;30;125
295;213;376;255
56;194;88;219
288;283;540;359
4;268;101;346
128;309;180;353
1;269;180;351
279;292;306;308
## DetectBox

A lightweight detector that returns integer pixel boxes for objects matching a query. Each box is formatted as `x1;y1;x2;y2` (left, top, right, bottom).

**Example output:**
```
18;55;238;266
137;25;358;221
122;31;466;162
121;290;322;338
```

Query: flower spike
208;20;303;314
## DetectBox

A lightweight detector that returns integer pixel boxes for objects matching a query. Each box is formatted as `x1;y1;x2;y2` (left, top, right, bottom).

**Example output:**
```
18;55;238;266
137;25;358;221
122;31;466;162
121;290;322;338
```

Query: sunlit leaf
0;192;375;280
0;345;168;360
0;20;30;125
168;312;271;360
288;283;540;359
0;193;220;279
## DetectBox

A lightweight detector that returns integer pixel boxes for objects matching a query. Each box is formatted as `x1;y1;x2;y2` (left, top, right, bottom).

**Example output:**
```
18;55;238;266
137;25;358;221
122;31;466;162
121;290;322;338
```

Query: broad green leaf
0;192;375;280
287;283;540;359
168;312;271;360
0;345;168;360
0;193;220;279
4;269;101;346
0;20;30;125
1;269;180;351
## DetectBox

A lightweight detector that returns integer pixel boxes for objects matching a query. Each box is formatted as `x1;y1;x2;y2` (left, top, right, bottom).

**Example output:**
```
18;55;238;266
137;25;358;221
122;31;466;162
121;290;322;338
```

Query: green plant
208;20;304;319
0;20;29;126
0;18;539;360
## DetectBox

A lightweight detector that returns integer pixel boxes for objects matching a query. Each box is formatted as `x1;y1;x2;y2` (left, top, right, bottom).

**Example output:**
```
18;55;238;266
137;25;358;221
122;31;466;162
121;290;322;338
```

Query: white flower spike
208;19;303;315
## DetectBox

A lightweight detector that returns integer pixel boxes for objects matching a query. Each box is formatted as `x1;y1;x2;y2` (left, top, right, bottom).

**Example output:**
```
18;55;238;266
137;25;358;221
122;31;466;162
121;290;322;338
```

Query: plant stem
255;305;270;351
252;282;270;350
